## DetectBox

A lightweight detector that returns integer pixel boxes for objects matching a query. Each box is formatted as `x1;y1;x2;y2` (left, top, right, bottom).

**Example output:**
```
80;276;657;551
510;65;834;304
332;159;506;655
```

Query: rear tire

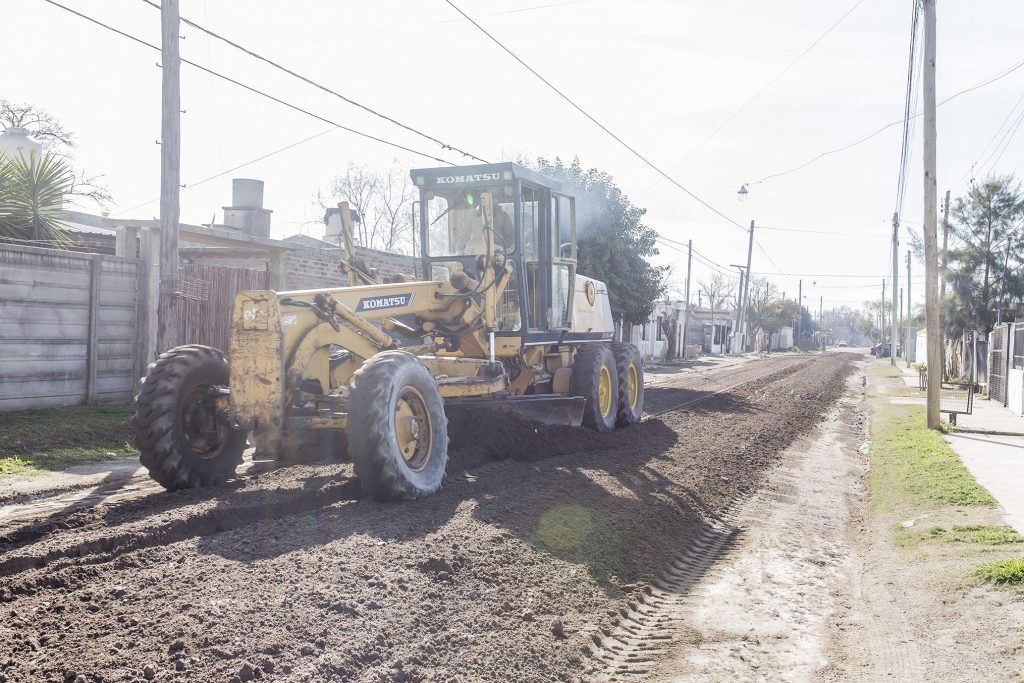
611;343;644;426
346;351;448;501
131;345;247;490
571;344;618;433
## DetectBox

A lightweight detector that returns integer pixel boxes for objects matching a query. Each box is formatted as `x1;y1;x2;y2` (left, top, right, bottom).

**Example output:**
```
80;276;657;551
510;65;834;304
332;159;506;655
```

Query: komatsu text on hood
356;293;414;312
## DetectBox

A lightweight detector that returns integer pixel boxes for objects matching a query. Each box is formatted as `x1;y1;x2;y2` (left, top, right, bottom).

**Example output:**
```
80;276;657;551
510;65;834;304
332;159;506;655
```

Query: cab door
550;192;577;330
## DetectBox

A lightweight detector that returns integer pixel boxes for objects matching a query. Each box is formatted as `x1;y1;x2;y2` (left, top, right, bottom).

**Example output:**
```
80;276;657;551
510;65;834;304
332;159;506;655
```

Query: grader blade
444;395;586;428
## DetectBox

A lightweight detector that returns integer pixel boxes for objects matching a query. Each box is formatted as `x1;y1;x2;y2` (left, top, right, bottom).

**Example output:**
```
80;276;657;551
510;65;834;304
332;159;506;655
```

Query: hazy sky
6;0;1023;315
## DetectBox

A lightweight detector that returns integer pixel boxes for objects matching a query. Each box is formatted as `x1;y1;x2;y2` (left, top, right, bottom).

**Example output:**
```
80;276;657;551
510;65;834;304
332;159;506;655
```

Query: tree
0;101;110;210
325;161;415;253
698;272;737;312
534;157;666;325
940;175;1024;334
0;152;76;246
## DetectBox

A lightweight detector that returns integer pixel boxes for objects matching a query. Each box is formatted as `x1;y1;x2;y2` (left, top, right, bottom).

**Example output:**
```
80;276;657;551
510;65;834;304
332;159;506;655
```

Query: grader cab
132;163;644;500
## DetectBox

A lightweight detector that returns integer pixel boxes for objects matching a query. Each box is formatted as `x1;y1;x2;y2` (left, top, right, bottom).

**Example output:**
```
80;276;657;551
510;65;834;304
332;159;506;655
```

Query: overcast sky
6;0;1023;315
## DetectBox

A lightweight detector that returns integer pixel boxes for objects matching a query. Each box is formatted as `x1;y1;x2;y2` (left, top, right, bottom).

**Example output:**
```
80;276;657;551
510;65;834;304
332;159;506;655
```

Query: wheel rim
181;384;232;460
395;386;433;471
628;363;639;409
598;365;613;417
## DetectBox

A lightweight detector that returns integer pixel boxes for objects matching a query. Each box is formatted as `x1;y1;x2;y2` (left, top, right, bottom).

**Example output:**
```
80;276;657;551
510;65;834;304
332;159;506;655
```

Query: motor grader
132;163;644;500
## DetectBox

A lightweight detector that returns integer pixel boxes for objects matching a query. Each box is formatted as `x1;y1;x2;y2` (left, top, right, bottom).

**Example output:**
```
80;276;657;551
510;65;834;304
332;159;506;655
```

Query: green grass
870;405;996;512
0;404;136;476
928;524;1024;545
975;558;1024;585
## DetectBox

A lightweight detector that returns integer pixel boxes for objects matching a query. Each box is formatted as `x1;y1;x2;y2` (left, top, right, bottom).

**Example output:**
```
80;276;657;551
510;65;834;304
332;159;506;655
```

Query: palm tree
0;151;75;247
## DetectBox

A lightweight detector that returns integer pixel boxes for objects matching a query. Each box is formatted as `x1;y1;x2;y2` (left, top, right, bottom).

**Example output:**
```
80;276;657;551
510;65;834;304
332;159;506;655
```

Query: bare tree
0;100;75;153
698;272;737;311
326;163;378;246
324;161;416;254
373;166;415;253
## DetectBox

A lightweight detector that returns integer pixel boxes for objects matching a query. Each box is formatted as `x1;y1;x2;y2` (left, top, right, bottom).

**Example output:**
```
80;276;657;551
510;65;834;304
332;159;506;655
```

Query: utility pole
819;295;823;350
906;249;912;368
891;213;899;366
735;269;744;354
797;279;802;346
741;219;755;352
940;188;950;298
881;279;886;343
682;239;693;359
922;0;941;428
157;0;181;354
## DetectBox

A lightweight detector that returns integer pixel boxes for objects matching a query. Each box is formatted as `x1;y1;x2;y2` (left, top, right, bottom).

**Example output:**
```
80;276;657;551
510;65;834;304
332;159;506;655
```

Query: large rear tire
571;344;618;433
131;345;247;490
346;351;448;501
611;343;644;427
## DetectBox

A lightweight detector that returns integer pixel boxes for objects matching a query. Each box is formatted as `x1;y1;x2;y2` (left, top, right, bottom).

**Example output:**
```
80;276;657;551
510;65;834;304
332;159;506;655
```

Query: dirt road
0;353;855;683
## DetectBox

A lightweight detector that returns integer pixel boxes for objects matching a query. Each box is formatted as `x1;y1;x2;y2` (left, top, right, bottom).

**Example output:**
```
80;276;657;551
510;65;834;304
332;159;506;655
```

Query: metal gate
990;324;1009;405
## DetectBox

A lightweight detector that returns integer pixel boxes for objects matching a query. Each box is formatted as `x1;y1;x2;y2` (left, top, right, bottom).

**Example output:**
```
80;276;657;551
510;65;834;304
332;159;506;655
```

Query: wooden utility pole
922;0;941;428
891;213;899;365
819;295;823;350
157;0;181;354
797;279;802;345
940;189;951;298
681;239;693;358
881;279;886;342
906;249;912;368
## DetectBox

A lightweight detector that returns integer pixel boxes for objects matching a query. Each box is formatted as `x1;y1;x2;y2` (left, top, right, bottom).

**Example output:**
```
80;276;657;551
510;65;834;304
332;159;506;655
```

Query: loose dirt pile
0;354;854;683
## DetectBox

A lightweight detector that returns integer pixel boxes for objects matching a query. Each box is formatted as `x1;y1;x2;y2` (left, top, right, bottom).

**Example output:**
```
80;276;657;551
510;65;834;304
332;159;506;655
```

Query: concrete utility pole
157;0;181;354
922;0;941;428
906;249;912;368
940;189;951;298
741;219;755;352
682;239;693;358
891;213;899;366
735;269;744;354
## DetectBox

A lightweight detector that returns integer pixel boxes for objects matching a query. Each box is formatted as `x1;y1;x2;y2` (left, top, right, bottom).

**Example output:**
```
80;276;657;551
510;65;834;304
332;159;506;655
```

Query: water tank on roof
0;127;42;162
232;178;264;208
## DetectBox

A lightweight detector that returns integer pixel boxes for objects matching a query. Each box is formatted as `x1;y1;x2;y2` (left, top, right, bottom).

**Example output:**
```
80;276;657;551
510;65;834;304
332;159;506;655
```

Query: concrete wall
1007;369;1024;416
0;244;140;409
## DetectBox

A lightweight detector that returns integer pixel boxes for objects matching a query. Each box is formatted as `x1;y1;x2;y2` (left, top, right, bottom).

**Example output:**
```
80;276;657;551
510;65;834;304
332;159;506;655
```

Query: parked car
838;340;848;347
871;342;891;357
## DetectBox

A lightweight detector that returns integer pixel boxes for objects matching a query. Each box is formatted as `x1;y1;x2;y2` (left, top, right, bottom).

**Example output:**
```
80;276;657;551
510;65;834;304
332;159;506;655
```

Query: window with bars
1013;323;1024;369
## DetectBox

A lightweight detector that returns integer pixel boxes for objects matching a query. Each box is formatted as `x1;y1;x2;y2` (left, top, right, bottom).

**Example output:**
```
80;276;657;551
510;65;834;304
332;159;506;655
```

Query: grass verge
975;558;1024;586
870;404;996;512
929;525;1023;545
0;404;136;476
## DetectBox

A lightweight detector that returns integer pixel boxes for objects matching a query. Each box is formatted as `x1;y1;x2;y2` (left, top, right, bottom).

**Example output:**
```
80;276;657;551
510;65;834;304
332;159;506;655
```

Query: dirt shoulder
0;354;848;683
823;359;1024;681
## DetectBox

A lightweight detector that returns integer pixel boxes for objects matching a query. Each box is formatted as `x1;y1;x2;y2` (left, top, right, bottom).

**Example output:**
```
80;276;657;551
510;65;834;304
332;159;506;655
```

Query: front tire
571;344;618;433
612;343;644;426
132;345;247;490
346;351;448;501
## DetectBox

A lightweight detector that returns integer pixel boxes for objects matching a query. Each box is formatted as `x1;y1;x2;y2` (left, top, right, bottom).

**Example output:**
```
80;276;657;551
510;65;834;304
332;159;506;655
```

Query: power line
757;225;889;236
139;0;488;164
755;55;1024;184
636;0;865;199
42;0;459;166
444;0;748;233
113;127;338;217
654;237;733;276
894;0;922;218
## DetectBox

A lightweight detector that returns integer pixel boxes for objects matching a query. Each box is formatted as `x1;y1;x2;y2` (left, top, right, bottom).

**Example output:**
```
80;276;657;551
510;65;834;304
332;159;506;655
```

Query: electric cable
139;0;488;164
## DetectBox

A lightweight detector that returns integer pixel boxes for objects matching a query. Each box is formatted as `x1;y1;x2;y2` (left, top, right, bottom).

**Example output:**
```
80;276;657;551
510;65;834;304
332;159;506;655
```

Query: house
626;300;736;360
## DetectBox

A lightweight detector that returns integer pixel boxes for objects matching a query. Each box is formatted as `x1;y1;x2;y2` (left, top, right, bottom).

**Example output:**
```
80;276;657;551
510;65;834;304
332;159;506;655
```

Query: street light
737;184;749;201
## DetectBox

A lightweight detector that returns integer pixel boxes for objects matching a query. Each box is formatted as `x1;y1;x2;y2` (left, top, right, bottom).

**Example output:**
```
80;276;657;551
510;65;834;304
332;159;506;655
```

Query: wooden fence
175;262;268;355
0;244;142;409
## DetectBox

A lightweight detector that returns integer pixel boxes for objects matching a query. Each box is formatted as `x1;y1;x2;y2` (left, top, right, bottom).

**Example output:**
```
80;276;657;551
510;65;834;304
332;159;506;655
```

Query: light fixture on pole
737;184;749;201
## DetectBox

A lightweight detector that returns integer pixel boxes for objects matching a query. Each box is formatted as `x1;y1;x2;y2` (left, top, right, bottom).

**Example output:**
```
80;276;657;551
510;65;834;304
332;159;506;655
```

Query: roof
283;234;339;250
409;162;563;192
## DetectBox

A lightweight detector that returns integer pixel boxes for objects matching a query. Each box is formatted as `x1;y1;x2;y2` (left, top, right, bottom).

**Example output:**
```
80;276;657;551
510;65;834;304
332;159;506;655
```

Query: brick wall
282;246;417;289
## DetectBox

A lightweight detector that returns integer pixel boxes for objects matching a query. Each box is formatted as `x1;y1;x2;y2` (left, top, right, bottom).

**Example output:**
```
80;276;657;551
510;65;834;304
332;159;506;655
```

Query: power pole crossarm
157;0;181;354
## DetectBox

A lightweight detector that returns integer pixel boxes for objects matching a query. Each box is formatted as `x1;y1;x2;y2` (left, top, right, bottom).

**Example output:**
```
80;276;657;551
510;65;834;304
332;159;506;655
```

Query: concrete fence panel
0;244;141;410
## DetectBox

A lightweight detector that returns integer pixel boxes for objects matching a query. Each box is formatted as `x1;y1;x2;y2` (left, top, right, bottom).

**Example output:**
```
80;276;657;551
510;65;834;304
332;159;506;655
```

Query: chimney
222;178;272;237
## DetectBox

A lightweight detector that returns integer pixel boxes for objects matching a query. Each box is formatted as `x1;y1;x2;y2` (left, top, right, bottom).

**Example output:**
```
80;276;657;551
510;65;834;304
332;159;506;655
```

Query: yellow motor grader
132;163;644;500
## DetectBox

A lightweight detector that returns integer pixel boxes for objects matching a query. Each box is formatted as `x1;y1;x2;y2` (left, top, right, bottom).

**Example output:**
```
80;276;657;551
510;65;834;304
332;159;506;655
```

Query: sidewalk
894;363;1024;532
